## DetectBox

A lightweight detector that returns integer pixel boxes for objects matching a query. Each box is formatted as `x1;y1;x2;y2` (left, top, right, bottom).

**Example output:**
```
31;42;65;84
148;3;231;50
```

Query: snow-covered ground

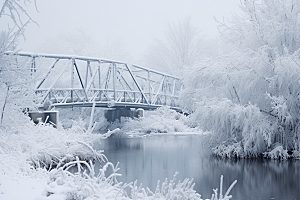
0;173;46;200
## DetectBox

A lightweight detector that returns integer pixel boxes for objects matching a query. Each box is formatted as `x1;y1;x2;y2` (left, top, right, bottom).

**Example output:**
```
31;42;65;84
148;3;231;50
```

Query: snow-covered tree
0;0;37;126
143;17;203;77
218;0;300;55
183;0;300;158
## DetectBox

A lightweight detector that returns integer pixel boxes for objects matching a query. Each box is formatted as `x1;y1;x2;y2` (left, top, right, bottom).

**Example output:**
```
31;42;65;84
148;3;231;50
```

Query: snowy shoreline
0;124;234;200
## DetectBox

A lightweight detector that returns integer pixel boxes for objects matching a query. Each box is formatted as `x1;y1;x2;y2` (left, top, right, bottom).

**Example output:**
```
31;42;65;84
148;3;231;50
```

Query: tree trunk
0;84;10;126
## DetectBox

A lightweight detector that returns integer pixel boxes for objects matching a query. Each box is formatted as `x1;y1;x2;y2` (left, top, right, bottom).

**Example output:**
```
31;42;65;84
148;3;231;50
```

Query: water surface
94;134;300;200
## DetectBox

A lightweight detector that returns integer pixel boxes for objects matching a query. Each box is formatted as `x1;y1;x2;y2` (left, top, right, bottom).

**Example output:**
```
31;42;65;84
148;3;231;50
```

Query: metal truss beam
4;51;182;111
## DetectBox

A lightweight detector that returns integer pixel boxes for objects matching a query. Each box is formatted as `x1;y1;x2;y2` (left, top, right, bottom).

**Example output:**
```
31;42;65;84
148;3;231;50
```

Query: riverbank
0;114;212;200
0;115;235;200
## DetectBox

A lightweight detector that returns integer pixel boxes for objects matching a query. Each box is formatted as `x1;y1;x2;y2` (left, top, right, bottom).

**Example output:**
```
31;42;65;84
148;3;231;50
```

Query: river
94;134;300;200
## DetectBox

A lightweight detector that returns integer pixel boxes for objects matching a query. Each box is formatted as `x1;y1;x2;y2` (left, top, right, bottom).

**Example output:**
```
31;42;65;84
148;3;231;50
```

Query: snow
0;173;46;200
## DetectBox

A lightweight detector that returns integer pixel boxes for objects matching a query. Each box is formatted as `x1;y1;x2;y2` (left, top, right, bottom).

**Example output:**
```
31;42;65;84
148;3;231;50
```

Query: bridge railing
5;51;182;110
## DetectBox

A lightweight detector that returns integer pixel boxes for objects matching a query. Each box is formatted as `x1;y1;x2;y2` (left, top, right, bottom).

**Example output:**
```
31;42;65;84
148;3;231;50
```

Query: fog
17;0;241;62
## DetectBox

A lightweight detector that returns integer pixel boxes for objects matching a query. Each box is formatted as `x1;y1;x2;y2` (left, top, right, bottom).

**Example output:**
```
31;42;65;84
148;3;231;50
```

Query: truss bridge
6;52;182;113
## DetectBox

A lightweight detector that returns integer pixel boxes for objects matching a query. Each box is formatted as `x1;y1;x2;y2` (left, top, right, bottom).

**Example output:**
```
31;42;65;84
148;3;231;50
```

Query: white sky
18;0;241;62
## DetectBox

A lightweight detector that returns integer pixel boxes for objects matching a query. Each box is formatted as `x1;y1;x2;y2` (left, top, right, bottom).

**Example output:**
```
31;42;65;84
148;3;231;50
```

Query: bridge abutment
28;111;59;128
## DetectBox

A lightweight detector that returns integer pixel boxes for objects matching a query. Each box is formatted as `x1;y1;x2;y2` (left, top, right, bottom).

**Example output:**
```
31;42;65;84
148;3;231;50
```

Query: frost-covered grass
0;109;106;176
35;158;236;200
0;110;105;199
1;122;104;171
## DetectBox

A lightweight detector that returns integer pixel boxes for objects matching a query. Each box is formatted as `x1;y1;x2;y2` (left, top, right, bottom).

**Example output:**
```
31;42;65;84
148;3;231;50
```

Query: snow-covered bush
0;114;107;173
35;159;124;200
189;99;273;158
57;107;107;132
108;107;195;136
263;144;289;160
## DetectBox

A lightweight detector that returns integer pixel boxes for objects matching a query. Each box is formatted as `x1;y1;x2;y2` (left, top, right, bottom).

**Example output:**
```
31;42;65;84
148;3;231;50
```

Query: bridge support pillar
136;108;144;118
104;108;144;122
28;111;59;128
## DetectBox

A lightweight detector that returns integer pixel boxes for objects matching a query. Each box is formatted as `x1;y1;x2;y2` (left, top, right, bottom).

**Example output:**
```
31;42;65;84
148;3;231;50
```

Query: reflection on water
94;135;300;200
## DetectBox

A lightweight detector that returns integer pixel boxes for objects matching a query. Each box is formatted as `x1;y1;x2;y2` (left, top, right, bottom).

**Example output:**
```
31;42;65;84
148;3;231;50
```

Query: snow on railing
4;51;182;111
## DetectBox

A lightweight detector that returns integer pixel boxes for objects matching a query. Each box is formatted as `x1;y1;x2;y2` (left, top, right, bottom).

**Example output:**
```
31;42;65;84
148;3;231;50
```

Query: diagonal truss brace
125;64;150;105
